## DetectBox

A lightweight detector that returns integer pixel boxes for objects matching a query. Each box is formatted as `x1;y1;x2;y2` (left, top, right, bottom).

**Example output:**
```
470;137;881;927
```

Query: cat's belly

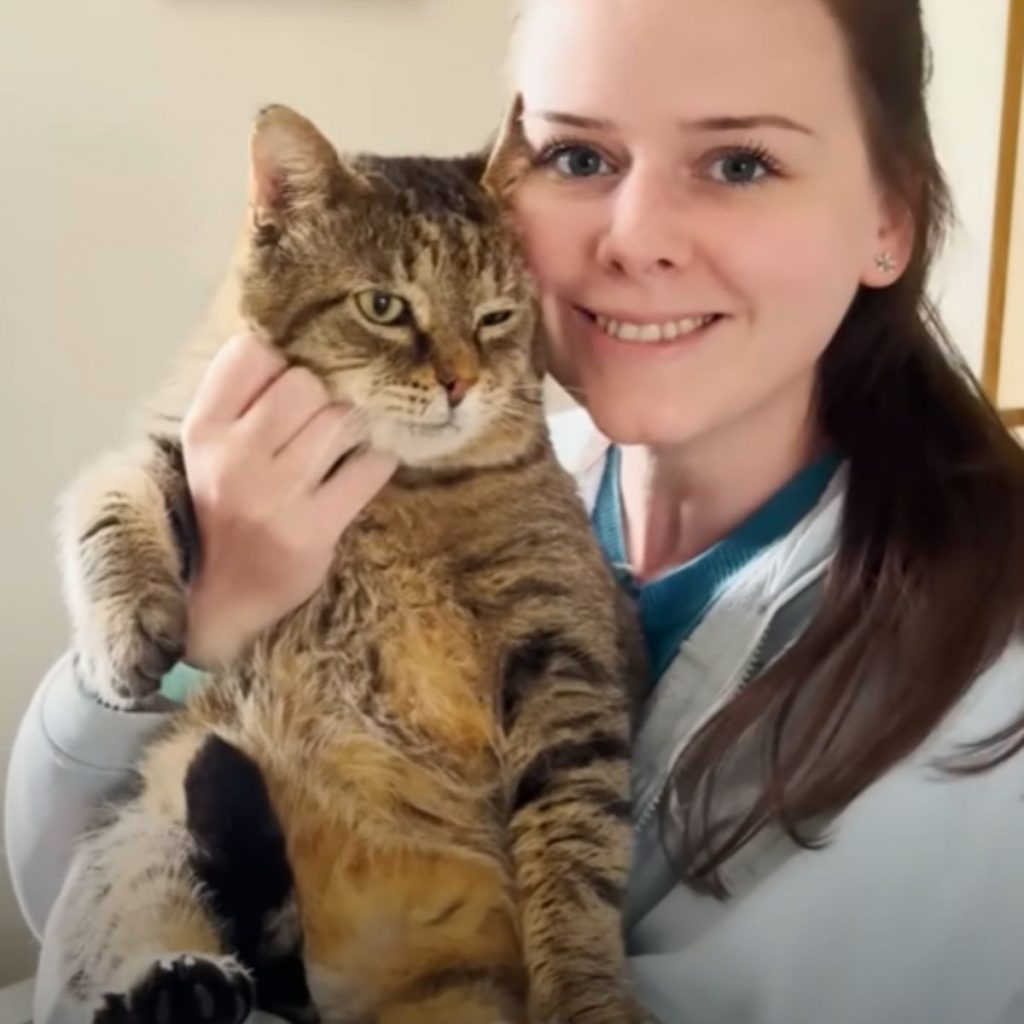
140;715;520;1011
293;840;521;1010
238;719;520;1002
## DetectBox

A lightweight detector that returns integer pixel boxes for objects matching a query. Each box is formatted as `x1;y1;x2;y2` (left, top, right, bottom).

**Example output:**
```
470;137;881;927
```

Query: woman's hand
180;333;396;667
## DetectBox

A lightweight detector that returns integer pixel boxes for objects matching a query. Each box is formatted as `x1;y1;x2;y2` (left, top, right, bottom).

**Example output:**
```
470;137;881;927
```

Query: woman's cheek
515;185;586;288
538;294;581;392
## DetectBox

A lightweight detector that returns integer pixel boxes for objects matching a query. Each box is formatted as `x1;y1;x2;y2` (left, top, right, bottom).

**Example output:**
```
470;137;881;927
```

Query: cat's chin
366;418;475;468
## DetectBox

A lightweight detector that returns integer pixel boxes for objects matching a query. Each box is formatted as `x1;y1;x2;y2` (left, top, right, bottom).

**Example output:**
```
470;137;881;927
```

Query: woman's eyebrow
680;114;816;136
530;110;617;131
527;110;815;137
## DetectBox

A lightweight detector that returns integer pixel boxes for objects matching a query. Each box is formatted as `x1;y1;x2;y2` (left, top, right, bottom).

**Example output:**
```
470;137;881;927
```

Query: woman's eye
355;289;408;325
707;150;773;186
546;144;614;179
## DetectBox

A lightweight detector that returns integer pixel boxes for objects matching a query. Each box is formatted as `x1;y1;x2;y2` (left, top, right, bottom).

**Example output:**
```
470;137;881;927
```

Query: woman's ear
860;190;916;288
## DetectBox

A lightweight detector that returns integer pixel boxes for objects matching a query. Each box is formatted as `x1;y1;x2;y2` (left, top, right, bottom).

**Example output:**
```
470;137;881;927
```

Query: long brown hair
664;0;1024;894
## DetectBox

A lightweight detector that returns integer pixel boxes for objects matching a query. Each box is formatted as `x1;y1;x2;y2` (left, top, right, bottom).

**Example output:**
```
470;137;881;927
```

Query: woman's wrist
182;584;252;670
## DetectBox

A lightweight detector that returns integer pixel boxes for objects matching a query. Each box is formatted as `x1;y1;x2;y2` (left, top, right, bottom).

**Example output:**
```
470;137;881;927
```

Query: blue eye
707;148;776;186
543;143;614;179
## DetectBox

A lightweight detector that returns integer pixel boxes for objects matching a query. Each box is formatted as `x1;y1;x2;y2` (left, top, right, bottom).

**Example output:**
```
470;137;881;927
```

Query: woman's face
512;0;910;446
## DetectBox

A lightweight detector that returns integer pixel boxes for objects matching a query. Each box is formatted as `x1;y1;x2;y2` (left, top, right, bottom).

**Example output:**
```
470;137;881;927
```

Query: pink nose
439;373;474;408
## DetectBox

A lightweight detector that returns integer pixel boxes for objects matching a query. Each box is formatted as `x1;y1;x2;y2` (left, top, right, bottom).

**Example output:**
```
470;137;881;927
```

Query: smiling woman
496;0;1024;1021
511;0;910;492
11;1;1024;1023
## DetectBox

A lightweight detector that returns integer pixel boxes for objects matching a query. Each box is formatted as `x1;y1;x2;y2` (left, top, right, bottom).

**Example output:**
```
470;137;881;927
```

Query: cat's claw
92;954;254;1024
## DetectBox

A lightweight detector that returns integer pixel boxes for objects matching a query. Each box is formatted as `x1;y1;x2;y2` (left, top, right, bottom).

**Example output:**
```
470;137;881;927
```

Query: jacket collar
548;406;610;507
549;405;846;616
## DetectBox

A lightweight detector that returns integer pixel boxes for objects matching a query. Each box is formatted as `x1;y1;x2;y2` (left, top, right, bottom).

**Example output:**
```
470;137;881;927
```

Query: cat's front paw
60;447;191;706
74;571;187;706
92;954;254;1024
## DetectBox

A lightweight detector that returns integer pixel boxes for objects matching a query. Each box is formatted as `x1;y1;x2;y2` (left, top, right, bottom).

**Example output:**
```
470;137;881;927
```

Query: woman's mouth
576;307;725;345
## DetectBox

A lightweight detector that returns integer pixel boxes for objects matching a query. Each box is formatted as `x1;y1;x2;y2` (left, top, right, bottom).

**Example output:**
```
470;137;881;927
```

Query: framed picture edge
983;0;1024;419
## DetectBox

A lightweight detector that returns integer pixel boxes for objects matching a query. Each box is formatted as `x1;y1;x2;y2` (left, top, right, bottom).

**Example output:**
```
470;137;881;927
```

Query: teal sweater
592;447;840;683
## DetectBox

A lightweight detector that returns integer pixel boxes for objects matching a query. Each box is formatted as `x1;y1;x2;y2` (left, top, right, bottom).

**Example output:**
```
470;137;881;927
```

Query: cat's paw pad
92;953;253;1024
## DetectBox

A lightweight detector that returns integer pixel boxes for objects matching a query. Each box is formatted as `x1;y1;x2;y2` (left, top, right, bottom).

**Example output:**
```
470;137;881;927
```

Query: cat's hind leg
57;729;316;1024
185;734;318;1024
54;796;254;1024
91;954;253;1024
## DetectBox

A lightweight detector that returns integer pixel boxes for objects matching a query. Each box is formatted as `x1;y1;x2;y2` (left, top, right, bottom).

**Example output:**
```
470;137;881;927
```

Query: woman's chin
581;388;710;448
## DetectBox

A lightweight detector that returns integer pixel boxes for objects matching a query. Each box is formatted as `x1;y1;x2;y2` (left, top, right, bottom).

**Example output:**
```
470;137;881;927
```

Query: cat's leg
57;729;318;1024
185;734;319;1024
59;434;194;707
501;630;649;1024
55;801;254;1024
91;955;254;1024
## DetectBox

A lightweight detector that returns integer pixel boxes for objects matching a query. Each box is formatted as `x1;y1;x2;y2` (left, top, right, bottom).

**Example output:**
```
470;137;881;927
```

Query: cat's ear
481;95;532;205
248;105;367;239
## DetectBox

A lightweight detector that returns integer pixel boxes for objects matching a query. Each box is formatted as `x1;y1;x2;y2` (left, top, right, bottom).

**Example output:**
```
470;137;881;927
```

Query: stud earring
875;251;897;274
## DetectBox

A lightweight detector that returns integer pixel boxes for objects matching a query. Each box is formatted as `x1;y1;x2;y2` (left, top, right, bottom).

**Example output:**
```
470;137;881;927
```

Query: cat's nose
439;372;475;408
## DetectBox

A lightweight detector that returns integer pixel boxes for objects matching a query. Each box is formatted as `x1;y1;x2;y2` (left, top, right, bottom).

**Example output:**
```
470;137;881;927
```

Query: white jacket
9;408;1024;1024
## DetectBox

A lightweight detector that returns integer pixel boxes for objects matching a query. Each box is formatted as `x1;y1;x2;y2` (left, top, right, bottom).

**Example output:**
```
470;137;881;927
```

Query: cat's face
240;106;541;468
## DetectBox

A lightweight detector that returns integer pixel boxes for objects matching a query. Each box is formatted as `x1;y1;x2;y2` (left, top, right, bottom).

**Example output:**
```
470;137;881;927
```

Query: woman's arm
4;654;173;940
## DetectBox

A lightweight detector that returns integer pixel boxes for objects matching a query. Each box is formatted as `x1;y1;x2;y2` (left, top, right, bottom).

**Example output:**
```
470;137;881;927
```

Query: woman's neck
619;381;824;581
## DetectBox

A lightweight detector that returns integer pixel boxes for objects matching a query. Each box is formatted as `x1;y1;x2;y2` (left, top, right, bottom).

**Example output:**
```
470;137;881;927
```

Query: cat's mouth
365;410;472;468
392;415;459;436
406;421;458;436
376;416;464;450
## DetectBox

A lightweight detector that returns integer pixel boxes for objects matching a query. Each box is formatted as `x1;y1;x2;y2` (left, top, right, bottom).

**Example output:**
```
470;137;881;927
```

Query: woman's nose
595;167;695;279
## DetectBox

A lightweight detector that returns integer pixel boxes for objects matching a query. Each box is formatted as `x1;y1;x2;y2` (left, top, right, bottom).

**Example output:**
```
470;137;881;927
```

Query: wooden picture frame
983;0;1024;427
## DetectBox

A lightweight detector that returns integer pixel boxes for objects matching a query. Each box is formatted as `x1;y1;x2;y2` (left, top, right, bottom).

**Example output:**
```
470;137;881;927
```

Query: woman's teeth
595;313;717;342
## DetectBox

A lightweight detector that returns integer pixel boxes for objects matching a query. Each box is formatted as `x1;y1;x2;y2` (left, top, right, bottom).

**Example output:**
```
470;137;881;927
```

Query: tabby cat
55;104;648;1024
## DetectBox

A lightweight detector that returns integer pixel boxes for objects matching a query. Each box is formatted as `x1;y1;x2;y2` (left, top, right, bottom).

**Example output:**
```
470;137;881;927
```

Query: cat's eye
476;307;518;331
355;289;409;326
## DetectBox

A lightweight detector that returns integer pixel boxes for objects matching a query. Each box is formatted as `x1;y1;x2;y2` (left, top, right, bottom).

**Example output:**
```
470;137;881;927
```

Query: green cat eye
355;289;408;326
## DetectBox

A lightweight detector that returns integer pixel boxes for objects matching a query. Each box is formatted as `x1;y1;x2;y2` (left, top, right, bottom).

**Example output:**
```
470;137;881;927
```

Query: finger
309;447;398;530
237;365;333;456
188;333;288;427
274;403;371;491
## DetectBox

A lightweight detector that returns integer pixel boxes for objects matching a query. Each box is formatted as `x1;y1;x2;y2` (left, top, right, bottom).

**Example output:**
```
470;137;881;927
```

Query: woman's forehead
513;0;857;134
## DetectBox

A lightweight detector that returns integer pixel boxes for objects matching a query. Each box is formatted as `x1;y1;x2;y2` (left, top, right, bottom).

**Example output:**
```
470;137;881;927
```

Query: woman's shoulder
6;654;174;938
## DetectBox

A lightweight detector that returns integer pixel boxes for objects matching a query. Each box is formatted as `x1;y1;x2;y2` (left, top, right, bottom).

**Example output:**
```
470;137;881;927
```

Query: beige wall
0;0;1014;986
0;0;509;982
998;57;1024;409
924;0;1012;372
